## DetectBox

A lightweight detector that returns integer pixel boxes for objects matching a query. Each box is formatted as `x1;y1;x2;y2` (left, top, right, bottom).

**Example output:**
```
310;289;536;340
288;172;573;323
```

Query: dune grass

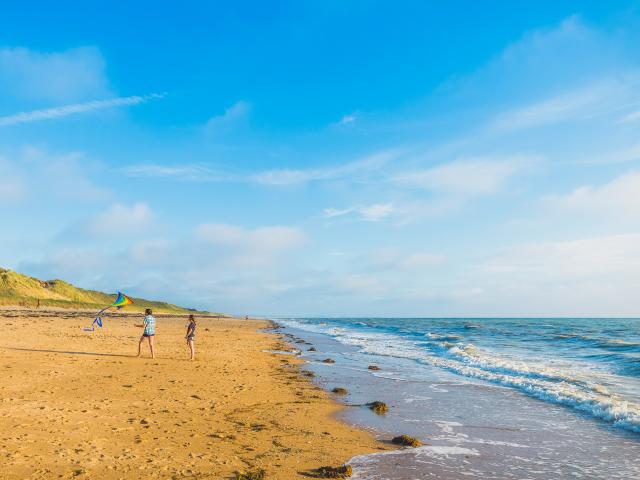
0;268;219;315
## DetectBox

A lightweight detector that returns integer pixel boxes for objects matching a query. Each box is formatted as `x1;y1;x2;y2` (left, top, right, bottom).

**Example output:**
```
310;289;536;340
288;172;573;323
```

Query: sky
1;1;640;317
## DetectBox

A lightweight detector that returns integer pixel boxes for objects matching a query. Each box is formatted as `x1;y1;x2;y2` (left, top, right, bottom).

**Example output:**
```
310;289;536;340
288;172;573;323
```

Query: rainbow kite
84;292;134;331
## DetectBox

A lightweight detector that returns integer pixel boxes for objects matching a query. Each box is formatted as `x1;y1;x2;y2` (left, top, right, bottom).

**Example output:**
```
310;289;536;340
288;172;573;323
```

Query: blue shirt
143;315;156;335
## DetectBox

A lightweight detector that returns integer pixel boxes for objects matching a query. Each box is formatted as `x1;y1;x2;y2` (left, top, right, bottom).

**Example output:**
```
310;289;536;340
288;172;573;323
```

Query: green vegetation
0;267;217;314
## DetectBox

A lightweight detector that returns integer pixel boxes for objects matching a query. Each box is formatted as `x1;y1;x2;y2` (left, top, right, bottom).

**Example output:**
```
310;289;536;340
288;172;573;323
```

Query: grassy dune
0;268;216;314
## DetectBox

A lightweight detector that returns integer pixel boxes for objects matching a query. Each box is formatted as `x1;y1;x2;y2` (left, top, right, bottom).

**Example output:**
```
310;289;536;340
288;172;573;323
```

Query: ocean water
277;318;640;479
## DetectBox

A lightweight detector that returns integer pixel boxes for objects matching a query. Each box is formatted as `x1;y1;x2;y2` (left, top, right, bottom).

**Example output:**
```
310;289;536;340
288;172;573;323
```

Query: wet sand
0;311;385;479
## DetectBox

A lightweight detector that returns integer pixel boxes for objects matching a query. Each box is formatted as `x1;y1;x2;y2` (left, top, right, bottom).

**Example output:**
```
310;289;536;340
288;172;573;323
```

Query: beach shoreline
279;317;640;480
0;311;386;479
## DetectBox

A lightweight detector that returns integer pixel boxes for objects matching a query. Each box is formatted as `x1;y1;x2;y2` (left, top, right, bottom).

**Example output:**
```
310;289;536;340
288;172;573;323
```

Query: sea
276;317;640;479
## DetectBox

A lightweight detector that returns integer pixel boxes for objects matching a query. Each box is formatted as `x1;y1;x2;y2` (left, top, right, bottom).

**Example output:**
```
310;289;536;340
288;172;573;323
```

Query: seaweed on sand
236;469;266;480
331;387;348;395
307;465;352;478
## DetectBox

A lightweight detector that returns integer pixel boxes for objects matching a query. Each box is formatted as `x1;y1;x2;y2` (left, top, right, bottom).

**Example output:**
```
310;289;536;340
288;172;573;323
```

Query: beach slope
0;312;382;479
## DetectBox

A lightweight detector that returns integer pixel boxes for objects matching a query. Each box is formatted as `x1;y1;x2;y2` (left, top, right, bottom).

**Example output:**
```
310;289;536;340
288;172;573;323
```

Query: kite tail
83;306;110;331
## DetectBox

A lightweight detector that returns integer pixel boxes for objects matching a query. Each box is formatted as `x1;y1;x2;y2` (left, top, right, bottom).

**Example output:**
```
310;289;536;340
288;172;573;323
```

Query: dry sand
0;311;386;479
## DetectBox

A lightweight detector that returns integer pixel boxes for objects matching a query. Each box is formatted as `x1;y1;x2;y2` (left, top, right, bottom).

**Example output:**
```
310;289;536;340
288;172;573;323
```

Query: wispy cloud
195;223;306;268
324;203;395;222
204;100;251;131
619;108;640;124
0;46;110;103
332;112;358;127
0;93;165;127
85;202;155;237
393;156;534;196
253;150;397;186
576;143;640;165
121;164;237;182
490;82;618;132
120;150;399;187
544;169;640;221
0;147;110;202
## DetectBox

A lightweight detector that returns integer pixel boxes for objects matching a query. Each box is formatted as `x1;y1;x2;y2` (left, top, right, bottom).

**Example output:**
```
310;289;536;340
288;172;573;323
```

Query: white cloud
324;203;395;222
195;223;306;267
360;203;395;221
205;101;251;131
121;163;236;182
121;150;398;187
485;234;640;279
0;46;111;103
394;156;532;196
0;147;110;203
253;150;397;186
578;144;640;165
333;112;358;127
129;240;171;266
545;170;640;221
0;93;165;127
86;202;154;237
196;223;305;250
490;81;621;132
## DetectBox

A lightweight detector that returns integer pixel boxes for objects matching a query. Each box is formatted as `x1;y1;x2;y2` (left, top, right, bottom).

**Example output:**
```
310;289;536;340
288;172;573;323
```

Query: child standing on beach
186;314;196;361
136;308;156;359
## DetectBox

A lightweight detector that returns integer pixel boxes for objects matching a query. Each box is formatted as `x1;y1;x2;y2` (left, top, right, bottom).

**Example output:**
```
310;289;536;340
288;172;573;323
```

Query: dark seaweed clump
331;387;348;395
367;401;388;415
308;347;317;351
392;434;421;447
367;365;380;371
312;465;353;478
322;358;335;364
236;469;266;480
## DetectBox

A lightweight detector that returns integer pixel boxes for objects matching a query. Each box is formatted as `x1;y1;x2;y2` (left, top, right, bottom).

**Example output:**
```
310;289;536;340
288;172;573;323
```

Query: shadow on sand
2;347;133;358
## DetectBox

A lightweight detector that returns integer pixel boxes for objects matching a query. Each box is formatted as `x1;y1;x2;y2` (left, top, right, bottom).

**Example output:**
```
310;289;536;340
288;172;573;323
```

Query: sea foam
279;318;640;434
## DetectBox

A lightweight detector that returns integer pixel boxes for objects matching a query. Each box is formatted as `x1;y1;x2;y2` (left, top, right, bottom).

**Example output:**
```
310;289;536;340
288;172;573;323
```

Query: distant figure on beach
186;314;197;361
136;308;156;359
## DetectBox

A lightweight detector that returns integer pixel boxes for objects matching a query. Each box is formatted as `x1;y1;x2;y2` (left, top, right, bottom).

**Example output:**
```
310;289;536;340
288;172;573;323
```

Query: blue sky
2;1;640;316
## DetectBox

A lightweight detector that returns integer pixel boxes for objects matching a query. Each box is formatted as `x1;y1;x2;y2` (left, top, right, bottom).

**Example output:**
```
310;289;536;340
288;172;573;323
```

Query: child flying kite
84;292;134;331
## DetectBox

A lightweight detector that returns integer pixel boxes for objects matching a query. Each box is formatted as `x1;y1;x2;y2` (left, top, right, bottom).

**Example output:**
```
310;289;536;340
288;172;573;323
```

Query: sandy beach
0;311;385;479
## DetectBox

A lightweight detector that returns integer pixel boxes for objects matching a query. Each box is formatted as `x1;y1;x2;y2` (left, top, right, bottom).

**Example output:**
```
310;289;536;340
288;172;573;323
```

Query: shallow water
279;318;640;479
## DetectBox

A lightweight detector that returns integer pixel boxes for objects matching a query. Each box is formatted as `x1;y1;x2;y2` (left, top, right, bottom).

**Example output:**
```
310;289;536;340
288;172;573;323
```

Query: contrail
0;93;165;127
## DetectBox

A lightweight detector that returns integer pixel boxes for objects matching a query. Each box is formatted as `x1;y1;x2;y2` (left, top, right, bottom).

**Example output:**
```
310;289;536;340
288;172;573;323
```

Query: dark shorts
187;335;195;341
143;333;155;337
